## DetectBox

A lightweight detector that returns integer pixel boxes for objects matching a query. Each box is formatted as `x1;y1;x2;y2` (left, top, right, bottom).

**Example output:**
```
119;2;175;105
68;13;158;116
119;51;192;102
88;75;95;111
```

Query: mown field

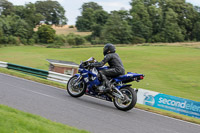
34;25;92;36
0;45;200;101
0;104;88;133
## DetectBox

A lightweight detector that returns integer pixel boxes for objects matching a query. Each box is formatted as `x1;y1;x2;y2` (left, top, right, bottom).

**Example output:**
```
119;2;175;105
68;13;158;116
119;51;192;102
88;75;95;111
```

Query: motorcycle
67;57;144;111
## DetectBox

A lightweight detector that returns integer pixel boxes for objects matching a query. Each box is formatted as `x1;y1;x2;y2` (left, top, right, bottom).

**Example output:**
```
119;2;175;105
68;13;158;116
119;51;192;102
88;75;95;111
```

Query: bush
28;38;35;45
20;38;28;45
90;37;106;45
0;36;8;44
75;36;85;45
69;25;74;28
8;36;20;45
32;33;39;43
54;35;66;44
132;36;146;44
66;33;85;45
0;35;20;45
37;25;56;43
46;43;61;48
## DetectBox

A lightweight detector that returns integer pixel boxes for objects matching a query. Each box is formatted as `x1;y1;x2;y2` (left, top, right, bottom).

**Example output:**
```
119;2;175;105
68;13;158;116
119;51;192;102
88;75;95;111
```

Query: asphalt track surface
0;73;200;133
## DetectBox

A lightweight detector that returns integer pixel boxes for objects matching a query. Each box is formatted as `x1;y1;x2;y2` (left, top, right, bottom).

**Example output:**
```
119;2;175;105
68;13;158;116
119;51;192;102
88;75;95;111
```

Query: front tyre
67;75;86;97
113;87;137;111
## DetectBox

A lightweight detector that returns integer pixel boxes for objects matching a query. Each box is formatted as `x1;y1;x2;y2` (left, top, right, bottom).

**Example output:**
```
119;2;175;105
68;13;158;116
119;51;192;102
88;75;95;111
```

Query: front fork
73;75;82;87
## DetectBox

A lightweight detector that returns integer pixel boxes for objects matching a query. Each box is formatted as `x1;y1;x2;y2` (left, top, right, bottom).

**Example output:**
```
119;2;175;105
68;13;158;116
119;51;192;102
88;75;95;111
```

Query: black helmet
103;43;116;56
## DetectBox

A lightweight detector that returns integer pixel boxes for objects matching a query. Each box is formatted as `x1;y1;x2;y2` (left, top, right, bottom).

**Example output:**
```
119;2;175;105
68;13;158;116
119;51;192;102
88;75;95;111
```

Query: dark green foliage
129;0;200;43
130;0;152;42
35;0;67;25
0;0;68;46
13;3;44;28
0;35;19;45
0;0;14;16
80;2;103;12
76;2;107;32
66;33;85;45
0;15;33;44
69;25;74;28
132;36;146;44
37;25;56;43
46;35;66;48
76;8;95;31
192;22;200;41
102;11;133;44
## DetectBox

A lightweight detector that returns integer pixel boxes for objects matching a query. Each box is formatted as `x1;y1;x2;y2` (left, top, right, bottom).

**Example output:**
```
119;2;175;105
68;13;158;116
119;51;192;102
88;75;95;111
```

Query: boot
99;74;112;93
104;80;112;92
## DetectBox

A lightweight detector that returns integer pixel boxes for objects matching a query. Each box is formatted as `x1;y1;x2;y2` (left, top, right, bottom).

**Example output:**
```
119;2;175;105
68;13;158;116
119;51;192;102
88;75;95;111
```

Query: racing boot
100;74;112;93
104;79;112;93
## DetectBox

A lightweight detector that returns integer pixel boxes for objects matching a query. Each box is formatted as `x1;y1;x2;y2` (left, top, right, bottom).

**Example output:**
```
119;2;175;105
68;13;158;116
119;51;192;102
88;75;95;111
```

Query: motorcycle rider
90;43;125;93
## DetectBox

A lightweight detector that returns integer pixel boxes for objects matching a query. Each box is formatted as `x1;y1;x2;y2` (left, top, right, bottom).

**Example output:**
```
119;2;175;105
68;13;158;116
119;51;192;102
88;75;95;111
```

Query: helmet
103;43;116;56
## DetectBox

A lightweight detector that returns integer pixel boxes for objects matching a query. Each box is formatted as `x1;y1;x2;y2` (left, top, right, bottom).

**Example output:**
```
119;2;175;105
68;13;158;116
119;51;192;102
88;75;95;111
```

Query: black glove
84;62;92;68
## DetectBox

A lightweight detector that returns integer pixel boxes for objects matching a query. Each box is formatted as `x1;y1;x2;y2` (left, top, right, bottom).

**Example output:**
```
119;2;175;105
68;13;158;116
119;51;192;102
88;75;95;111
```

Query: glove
85;62;92;68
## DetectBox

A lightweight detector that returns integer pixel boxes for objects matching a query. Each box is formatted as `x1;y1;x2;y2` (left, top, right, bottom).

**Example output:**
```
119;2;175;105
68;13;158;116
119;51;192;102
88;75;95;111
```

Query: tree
90;10;109;40
0;0;14;16
130;0;152;42
191;22;200;41
159;8;184;42
0;15;33;45
76;8;95;31
93;10;109;25
148;4;163;35
80;2;103;12
76;2;107;32
163;0;199;40
102;11;133;44
35;0;67;25
37;25;56;43
14;3;44;28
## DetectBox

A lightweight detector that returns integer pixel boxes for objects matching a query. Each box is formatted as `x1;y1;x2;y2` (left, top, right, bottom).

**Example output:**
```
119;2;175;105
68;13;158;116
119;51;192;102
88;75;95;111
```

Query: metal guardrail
0;61;70;84
0;61;7;68
48;71;71;84
7;63;49;79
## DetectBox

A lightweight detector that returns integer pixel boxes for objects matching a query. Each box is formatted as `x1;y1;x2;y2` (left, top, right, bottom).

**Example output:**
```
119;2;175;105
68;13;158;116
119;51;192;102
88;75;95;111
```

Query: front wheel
67;75;86;97
113;87;137;111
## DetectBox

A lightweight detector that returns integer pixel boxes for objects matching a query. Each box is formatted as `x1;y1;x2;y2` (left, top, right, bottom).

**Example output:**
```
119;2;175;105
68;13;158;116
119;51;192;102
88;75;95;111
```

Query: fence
0;61;70;84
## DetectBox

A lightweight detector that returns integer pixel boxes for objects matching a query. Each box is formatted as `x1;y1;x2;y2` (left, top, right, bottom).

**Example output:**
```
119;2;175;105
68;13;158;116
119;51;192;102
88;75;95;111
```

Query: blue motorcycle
67;57;144;111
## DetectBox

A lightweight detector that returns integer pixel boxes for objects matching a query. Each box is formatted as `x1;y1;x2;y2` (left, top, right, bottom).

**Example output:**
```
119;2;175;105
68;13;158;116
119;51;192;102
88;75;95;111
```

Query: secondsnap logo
143;93;155;106
156;95;200;113
158;97;186;108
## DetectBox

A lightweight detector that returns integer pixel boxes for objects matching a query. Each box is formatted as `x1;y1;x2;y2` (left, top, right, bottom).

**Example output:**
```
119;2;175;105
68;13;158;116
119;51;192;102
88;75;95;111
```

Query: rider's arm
90;54;111;67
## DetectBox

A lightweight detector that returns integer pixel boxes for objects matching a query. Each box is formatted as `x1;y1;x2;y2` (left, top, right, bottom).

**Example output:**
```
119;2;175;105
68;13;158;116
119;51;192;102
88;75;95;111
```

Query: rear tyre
113;87;137;111
67;75;86;97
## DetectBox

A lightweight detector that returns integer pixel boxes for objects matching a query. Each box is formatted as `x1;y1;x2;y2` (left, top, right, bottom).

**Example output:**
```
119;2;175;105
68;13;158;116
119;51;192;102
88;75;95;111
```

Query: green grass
0;45;200;124
1;68;200;125
0;45;199;101
0;104;89;133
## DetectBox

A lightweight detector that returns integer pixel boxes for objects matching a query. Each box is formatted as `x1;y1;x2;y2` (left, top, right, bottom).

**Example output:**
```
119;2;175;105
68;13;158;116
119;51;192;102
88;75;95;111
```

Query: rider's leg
99;68;119;92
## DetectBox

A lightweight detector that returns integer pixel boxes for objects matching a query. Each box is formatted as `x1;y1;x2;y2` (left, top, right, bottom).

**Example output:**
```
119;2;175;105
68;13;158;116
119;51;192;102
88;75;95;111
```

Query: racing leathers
90;53;125;92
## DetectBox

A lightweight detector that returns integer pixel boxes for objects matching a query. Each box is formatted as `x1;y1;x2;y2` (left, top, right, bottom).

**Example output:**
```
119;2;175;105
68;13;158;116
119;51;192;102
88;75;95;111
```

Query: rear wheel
67;75;86;97
113;87;137;111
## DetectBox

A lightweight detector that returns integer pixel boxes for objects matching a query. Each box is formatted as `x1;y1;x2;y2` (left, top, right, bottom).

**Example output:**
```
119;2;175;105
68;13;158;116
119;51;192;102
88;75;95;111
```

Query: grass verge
0;68;199;125
0;104;89;133
0;45;199;101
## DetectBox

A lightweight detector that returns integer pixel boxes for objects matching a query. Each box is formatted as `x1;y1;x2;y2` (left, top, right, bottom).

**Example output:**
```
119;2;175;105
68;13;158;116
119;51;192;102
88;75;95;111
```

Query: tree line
0;0;67;46
76;0;200;44
1;0;200;46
